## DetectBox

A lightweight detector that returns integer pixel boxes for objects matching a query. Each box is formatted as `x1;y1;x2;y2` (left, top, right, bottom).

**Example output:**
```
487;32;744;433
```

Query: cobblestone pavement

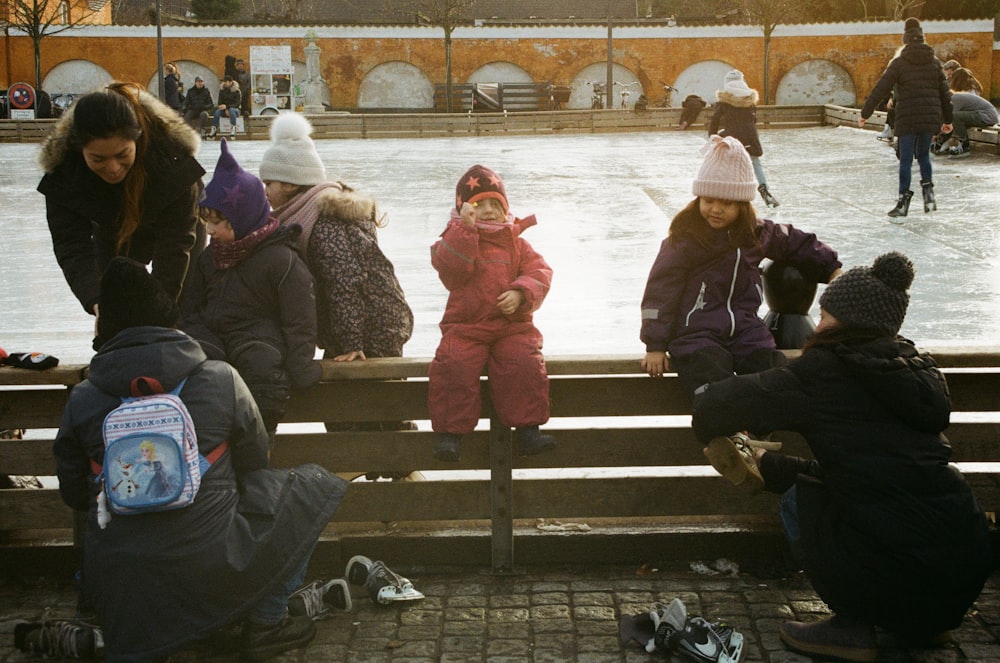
3;564;999;662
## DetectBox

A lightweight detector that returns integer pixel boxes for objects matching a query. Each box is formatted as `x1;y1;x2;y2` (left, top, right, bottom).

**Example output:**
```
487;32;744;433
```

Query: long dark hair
667;197;759;250
70;82;153;253
802;322;887;351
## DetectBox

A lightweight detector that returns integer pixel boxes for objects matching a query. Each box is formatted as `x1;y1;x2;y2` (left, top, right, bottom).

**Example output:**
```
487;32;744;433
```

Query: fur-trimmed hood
314;186;378;226
38;87;201;174
715;89;759;107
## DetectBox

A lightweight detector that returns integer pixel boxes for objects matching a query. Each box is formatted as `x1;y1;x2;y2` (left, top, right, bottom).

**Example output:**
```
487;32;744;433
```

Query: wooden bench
2;349;998;575
434;83;557;113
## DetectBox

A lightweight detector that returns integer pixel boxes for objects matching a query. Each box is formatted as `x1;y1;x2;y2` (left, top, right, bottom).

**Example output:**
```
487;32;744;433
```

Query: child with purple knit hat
180;139;320;437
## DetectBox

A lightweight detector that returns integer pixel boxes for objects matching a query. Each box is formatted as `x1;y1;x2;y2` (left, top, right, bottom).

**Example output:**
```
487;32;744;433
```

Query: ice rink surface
2;124;999;364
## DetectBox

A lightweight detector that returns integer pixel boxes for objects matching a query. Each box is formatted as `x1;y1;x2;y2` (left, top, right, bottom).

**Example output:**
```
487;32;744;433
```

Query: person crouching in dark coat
54;256;347;663
691;252;991;663
180;139;321;437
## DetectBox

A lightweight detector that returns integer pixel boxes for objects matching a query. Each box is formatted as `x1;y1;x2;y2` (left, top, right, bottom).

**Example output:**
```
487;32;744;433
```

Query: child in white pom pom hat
708;69;780;208
259;113;413;366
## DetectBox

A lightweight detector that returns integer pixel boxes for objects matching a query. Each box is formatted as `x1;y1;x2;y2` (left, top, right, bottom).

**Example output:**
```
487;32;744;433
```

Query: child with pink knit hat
640;136;842;490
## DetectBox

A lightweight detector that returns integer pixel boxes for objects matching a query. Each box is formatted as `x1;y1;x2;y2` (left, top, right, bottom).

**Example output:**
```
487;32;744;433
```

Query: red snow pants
428;320;549;433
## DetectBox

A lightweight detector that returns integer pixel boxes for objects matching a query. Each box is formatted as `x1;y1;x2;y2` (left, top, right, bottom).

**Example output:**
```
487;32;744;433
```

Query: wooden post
489;415;515;574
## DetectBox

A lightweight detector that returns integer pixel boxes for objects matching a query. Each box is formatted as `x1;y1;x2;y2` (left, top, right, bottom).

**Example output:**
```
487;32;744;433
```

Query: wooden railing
2;349;998;572
5;106;996;151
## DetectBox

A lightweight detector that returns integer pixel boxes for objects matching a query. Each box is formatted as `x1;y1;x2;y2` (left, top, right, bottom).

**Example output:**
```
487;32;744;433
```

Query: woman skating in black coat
692;252;991;663
860;18;953;218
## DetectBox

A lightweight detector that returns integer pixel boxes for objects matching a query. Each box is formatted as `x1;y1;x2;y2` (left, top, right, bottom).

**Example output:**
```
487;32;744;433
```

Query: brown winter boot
780;615;877;662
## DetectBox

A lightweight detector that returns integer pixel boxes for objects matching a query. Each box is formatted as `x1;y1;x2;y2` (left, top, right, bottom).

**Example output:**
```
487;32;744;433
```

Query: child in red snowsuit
428;165;556;462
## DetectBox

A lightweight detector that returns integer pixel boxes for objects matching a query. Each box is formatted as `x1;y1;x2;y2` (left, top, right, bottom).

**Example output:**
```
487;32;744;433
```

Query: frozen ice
2;125;999;365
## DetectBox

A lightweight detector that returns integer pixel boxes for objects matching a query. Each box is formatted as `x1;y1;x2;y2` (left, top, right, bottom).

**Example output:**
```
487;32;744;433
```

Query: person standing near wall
859;18;952;218
163;62;182;113
235;57;253;116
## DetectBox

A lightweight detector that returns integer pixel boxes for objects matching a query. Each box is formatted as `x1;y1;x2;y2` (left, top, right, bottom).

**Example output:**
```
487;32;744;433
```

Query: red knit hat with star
455;165;508;214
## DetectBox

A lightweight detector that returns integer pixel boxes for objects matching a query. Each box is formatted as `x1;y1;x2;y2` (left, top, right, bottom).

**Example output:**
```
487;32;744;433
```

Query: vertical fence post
489;415;515;574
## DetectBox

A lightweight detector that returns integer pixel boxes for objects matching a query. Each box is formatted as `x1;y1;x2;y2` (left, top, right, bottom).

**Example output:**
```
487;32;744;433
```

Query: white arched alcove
569;63;641;110
358;61;434;109
670;60;735;108
466;62;533;85
775;59;857;106
41;61;113;95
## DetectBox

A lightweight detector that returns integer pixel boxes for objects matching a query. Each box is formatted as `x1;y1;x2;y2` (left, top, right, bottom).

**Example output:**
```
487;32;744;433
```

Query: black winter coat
37;90;205;313
54;327;346;663
182;84;215;113
180;225;321;413
861;43;952;136
163;73;182;111
708;89;762;156
218;84;242;111
691;338;991;637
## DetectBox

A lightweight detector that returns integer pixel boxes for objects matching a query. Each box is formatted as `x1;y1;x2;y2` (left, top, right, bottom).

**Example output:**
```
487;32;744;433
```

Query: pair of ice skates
620;597;745;662
287;555;424;620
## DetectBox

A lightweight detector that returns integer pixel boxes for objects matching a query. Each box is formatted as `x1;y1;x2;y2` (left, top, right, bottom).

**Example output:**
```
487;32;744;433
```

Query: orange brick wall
1;24;995;106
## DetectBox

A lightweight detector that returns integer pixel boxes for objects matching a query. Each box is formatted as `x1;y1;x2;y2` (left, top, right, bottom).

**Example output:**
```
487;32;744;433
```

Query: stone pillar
302;40;328;114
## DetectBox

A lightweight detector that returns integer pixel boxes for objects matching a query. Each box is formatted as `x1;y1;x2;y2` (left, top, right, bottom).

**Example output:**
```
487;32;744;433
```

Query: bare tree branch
7;0;106;89
734;0;809;102
388;0;478;111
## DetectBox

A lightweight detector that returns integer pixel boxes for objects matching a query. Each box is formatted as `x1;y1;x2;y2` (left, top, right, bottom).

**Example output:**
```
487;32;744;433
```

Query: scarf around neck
210;217;280;270
271;181;344;253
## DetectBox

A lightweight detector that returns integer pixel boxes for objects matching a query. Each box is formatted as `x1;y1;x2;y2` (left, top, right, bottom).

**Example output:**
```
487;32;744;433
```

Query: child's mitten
0;351;60;370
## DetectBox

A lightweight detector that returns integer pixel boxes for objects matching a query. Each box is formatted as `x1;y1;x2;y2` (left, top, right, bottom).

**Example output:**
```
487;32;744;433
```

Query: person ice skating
428;165;555;462
690;252;993;662
640;135;841;486
52;256;348;663
859;18;953;218
708;69;780;208
37;82;206;338
180;139;321;439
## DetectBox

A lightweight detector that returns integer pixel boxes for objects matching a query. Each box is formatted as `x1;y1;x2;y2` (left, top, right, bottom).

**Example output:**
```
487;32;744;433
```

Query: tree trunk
34;37;42;91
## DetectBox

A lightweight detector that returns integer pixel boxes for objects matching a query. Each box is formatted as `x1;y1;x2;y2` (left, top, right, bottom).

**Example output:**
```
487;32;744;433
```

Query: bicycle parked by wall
586;81;606;109
654;81;679;108
613;81;639;112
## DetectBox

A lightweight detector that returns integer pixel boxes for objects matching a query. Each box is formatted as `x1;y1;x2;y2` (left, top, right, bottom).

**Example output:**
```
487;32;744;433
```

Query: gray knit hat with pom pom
819;252;914;335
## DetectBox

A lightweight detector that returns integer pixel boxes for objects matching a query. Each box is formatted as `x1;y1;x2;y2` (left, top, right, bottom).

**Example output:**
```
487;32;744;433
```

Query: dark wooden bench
2;349;998;575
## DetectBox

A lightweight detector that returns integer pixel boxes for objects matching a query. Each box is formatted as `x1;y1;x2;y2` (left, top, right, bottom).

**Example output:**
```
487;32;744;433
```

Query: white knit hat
692;135;757;202
259;113;327;186
723;69;754;98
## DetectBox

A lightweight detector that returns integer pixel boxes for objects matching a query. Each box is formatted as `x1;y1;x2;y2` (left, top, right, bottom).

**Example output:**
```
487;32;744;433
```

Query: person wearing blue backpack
52;256;348;662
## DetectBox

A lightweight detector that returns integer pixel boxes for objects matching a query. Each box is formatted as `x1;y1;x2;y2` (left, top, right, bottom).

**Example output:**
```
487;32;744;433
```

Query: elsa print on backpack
98;377;201;518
